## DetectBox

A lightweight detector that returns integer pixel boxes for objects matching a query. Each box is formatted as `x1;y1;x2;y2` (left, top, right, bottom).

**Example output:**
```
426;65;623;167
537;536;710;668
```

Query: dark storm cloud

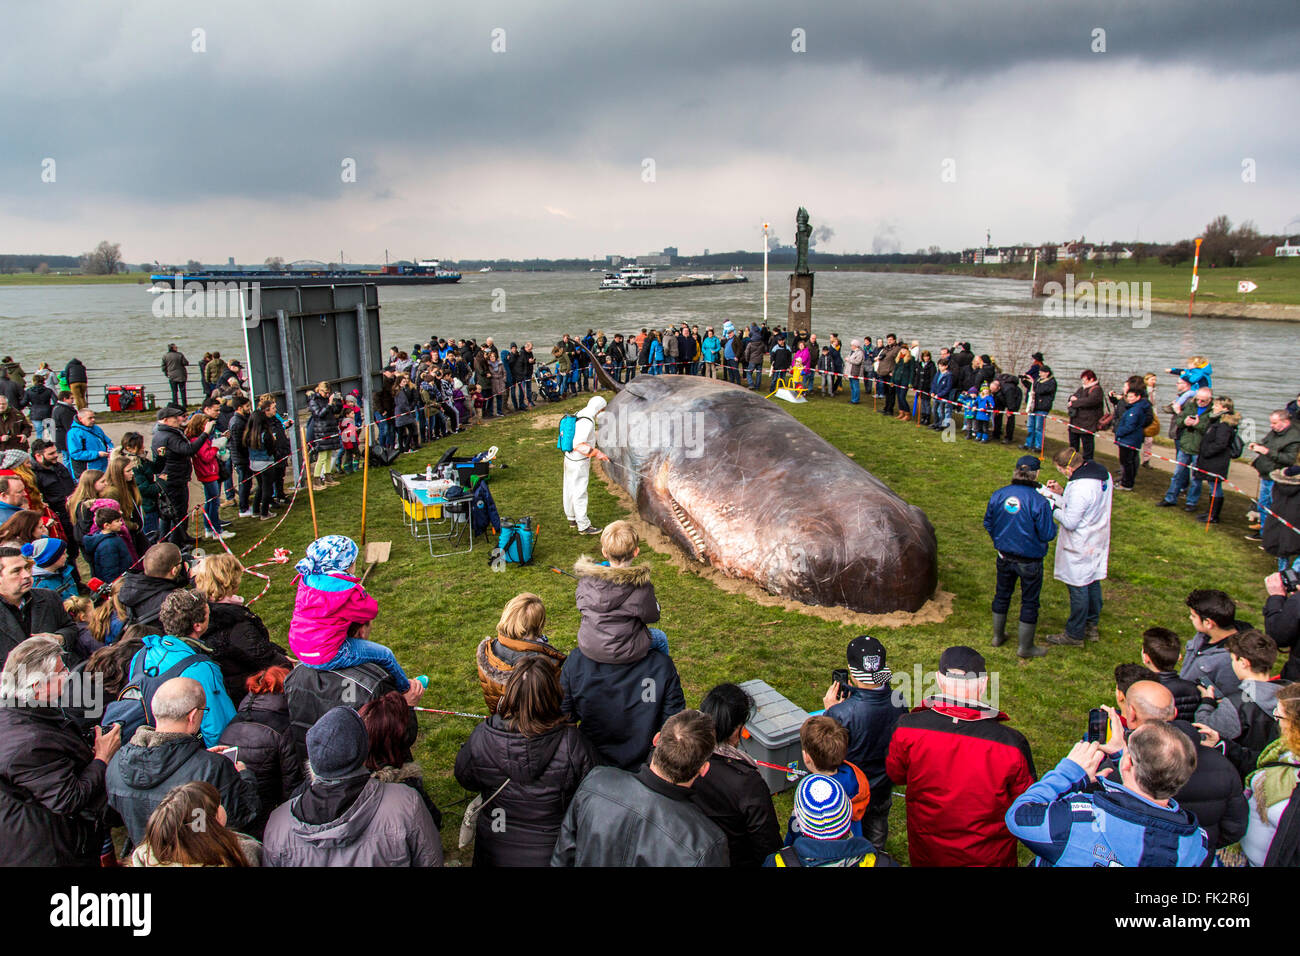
1;0;1295;206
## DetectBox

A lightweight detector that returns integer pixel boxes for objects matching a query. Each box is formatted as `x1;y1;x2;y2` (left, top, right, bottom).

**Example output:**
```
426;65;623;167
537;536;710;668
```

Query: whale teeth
669;500;704;561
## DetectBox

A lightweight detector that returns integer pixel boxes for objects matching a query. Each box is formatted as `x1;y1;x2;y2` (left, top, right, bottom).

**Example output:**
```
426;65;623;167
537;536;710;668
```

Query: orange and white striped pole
1187;237;1203;318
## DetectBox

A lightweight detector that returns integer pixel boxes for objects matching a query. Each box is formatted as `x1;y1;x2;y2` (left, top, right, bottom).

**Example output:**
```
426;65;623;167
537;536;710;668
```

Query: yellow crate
404;499;442;521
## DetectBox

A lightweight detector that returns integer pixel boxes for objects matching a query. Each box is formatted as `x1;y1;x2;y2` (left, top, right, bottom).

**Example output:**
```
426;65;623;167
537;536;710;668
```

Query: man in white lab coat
1039;446;1113;647
564;395;608;535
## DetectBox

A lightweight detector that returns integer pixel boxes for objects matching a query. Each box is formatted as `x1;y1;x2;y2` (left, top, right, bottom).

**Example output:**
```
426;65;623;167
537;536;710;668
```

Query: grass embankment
0;272;154;285
838;256;1300;306
216;389;1271;864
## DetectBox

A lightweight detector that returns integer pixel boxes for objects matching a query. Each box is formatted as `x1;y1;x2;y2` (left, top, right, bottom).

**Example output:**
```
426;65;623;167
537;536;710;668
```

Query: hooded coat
573;556;660;664
82;529;132;583
106;726;260;846
454;715;597;866
262;775;443;867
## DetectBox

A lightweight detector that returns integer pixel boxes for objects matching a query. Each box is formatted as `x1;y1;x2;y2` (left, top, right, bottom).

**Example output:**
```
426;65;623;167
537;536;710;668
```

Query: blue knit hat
22;537;66;569
295;534;359;577
794;774;852;840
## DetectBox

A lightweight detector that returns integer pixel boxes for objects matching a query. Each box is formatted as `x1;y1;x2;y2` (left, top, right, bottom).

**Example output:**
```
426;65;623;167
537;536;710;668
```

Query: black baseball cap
846;636;890;683
939;645;986;677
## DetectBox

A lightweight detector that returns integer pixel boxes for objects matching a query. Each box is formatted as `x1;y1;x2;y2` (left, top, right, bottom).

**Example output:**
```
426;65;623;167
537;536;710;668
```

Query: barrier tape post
300;421;319;538
360;415;371;548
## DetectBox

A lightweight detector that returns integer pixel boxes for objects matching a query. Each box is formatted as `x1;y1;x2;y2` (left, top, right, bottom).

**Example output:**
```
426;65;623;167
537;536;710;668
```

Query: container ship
150;258;461;287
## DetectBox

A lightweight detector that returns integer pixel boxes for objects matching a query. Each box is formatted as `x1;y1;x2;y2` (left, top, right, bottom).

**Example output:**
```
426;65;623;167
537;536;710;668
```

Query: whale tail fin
576;341;623;394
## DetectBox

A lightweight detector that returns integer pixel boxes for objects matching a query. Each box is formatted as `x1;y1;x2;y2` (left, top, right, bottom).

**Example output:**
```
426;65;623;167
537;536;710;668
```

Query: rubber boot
992;612;1009;647
1017;620;1046;658
1200;497;1223;524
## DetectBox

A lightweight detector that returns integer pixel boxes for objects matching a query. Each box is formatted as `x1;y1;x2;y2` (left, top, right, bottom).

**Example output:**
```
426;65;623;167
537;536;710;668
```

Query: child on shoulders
574;520;669;663
288;534;425;703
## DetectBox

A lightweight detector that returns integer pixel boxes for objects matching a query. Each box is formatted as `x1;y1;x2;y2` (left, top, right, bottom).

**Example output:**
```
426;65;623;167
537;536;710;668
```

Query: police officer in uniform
983;456;1058;658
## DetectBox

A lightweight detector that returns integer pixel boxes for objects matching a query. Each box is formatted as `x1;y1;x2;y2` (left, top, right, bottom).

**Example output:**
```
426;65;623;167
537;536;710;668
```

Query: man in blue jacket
823;635;909;850
64;407;113;478
131;589;236;746
1006;720;1208;867
984;456;1058;658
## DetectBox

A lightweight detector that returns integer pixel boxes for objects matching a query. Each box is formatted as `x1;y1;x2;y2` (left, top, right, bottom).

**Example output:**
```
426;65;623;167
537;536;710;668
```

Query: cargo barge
599;266;748;290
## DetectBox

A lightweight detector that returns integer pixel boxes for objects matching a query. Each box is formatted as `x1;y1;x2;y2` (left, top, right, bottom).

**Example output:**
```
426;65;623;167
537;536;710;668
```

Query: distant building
662;246;678;257
637;254;671;267
228;256;235;266
703;248;709;256
1276;236;1300;257
606;255;625;267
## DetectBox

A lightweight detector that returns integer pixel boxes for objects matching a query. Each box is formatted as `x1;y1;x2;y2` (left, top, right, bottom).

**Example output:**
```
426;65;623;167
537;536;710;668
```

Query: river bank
1149;298;1300;321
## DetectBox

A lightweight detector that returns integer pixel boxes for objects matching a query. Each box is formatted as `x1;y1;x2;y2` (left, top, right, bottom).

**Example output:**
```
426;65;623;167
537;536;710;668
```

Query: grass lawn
841;257;1300;306
223;387;1274;864
0;272;155;285
1071;255;1300;307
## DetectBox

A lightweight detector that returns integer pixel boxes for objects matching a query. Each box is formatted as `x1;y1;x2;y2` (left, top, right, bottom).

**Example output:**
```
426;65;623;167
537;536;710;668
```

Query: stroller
535;365;563;403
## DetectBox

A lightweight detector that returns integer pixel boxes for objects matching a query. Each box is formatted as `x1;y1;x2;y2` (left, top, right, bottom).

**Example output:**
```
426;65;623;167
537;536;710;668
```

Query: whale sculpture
593;371;939;614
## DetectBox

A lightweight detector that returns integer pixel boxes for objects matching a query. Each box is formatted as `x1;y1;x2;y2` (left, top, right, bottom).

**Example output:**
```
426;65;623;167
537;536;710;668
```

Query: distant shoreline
4;263;1299;320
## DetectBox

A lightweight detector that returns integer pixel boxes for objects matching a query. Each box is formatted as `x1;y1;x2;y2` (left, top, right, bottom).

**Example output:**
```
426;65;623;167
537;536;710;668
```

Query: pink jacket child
339;415;358;450
287;535;418;695
192;434;222;484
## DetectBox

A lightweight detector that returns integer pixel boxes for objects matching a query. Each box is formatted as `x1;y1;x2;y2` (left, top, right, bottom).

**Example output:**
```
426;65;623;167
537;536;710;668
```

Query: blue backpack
101;645;211;741
557;414;578;452
498;518;537;565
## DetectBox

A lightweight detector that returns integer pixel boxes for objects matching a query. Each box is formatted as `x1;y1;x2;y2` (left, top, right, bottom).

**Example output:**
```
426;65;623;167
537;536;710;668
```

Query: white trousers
563;456;592;530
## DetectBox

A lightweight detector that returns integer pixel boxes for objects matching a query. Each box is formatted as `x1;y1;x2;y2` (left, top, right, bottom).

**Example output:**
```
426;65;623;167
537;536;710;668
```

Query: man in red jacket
886;646;1036;866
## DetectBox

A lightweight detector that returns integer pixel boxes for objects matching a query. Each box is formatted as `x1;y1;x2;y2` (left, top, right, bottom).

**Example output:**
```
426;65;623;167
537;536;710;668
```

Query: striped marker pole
1187;237;1203;318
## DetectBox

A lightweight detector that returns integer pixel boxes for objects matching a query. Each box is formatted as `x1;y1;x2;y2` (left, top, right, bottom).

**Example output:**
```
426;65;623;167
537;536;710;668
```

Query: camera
830;668;851;702
1282;568;1300;596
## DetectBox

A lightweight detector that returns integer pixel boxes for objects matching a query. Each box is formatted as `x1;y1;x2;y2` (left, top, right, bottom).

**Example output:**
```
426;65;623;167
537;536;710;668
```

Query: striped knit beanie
794;774;852;840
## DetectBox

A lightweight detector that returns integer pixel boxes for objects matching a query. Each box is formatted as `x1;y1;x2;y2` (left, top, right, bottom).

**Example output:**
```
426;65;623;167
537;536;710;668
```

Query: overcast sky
3;0;1298;263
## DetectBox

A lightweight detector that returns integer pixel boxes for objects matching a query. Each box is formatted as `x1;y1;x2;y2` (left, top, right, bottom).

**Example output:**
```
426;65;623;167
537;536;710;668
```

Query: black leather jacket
550;765;729;866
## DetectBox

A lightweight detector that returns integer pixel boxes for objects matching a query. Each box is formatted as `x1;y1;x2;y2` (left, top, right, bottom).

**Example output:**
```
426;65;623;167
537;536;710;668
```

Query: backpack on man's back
285;662;415;769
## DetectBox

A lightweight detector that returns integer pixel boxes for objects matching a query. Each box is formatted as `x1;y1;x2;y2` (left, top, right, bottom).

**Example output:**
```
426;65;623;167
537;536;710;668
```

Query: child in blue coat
82;507;134;584
960;388;978;439
23;537;78;600
975;386;995;442
1168;357;1212;410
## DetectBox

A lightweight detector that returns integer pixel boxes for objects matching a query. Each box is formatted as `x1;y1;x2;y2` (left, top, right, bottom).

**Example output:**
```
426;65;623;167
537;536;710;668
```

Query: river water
2;271;1296;423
